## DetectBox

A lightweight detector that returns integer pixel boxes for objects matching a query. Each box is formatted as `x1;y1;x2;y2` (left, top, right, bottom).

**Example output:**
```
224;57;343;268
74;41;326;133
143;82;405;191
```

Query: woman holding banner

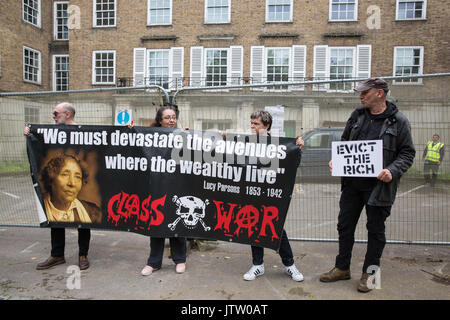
141;103;188;276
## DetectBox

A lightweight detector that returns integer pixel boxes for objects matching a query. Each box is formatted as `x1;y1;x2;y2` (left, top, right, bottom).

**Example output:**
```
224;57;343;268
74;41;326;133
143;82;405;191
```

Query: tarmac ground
0;226;448;303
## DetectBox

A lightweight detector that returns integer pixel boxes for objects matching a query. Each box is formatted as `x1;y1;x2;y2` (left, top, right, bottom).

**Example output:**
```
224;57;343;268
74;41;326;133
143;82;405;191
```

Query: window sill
394;18;427;22
264;21;293;24
22;20;41;29
328;19;359;23
23;80;42;86
204;22;231;25
92;25;117;29
147;24;173;27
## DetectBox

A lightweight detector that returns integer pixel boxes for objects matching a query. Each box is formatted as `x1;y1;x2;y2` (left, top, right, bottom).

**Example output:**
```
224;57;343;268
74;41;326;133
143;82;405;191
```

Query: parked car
297;127;344;182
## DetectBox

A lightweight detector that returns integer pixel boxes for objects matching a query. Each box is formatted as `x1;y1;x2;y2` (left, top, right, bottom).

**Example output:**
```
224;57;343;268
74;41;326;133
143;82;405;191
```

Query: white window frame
265;47;291;91
23;46;41;85
393;46;424;85
204;48;229;87
53;54;69;91
266;0;293;23
328;47;357;91
22;0;41;28
147;49;170;89
92;50;116;85
93;0;117;28
204;0;231;24
148;0;173;25
329;0;358;22
54;1;69;40
396;0;427;20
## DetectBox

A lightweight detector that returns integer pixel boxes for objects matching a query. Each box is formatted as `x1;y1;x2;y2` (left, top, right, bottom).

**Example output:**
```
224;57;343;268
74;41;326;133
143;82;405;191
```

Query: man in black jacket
319;78;415;292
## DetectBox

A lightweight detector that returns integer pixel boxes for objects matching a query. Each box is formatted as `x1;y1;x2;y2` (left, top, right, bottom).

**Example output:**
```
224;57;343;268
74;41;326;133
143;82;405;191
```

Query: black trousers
335;184;391;273
147;237;187;269
250;229;294;267
50;227;91;258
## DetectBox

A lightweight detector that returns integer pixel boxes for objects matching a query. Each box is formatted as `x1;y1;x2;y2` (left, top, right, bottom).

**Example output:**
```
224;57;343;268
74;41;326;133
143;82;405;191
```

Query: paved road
0;227;449;302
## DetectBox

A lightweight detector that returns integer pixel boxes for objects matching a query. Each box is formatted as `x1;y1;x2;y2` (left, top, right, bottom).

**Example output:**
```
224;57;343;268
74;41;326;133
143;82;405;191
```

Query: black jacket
341;101;416;206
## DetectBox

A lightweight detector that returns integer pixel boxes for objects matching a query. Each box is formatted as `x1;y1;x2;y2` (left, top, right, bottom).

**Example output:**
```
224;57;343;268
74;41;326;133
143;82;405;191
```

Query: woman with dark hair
141;103;187;276
41;154;101;224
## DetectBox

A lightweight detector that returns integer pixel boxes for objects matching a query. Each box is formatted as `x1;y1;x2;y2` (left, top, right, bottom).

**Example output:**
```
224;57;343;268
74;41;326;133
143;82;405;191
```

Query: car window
305;132;331;148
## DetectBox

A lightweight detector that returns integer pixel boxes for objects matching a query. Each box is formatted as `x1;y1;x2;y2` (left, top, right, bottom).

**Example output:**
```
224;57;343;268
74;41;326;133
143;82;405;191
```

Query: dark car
297;127;344;182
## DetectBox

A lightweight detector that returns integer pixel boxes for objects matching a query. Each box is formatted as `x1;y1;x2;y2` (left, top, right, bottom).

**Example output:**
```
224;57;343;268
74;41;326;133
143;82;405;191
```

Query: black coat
341;101;416;206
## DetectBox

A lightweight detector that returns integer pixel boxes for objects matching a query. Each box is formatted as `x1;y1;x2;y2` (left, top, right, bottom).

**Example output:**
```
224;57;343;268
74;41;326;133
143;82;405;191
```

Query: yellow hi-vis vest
425;141;444;162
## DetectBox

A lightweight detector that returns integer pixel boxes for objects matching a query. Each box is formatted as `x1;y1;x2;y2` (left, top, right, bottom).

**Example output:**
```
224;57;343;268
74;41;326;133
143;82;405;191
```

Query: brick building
1;0;449;93
0;1;449;165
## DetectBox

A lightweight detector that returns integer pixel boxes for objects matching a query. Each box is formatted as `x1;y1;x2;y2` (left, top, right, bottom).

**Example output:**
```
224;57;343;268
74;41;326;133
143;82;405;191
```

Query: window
329;0;357;21
313;45;371;92
148;0;172;25
23;0;41;27
148;50;169;89
93;0;116;27
53;55;69;91
134;47;184;89
54;2;69;40
25;106;40;124
250;46;306;91
190;46;243;87
393;47;423;84
205;0;230;24
92;51;115;84
266;48;290;89
329;48;355;90
305;132;331;149
266;0;293;22
23;46;41;84
396;0;426;20
205;49;228;86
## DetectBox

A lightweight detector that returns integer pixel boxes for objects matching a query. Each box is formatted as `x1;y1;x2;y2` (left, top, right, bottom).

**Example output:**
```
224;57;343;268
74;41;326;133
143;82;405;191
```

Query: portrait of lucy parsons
39;153;101;224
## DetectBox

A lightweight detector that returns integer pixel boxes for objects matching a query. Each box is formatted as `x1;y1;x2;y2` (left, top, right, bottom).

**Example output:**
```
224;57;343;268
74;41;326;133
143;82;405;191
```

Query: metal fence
1;74;449;245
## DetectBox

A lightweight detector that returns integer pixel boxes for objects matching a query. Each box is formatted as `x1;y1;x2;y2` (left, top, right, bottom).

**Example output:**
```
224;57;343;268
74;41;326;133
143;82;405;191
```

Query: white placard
265;106;285;137
332;140;383;177
115;108;133;126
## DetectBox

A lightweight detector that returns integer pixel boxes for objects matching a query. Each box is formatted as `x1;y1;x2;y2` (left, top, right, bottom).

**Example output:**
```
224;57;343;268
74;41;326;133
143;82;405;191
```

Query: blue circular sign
116;110;130;125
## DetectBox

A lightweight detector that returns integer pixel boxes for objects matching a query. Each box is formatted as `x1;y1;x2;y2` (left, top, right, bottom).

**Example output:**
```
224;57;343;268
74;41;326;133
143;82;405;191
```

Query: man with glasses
24;102;93;271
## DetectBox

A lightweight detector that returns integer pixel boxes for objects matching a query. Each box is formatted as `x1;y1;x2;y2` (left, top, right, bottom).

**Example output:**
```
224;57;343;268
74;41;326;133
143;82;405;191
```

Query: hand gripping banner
26;124;300;250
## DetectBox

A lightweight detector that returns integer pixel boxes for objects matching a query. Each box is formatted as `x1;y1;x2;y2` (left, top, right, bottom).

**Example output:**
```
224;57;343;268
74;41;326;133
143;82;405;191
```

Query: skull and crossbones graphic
168;195;211;231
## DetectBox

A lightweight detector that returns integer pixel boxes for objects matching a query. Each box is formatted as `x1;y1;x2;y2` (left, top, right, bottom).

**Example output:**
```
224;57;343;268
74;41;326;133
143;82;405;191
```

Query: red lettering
213;200;237;233
106;192;166;228
140;195;151;223
149;195;166;226
107;192;123;224
260;205;280;240
125;194;140;222
234;205;259;238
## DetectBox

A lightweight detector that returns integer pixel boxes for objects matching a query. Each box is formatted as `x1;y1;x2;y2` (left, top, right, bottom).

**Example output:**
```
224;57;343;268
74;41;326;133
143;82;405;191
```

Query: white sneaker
243;264;265;281
285;265;304;282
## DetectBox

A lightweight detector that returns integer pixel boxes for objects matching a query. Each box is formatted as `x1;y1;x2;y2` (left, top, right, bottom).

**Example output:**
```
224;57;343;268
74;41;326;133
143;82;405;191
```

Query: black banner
26;124;300;250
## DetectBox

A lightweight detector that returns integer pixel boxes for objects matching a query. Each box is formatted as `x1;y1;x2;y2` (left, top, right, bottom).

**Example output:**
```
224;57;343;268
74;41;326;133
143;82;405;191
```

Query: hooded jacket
341;100;416;206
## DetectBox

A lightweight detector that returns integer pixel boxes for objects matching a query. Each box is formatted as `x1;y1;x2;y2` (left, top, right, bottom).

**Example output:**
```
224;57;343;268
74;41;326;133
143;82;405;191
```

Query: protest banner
26;124;300;250
331;140;383;177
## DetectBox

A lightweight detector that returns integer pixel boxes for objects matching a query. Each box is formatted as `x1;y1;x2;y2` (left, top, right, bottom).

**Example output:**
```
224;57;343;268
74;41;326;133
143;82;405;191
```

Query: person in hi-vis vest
423;134;445;187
